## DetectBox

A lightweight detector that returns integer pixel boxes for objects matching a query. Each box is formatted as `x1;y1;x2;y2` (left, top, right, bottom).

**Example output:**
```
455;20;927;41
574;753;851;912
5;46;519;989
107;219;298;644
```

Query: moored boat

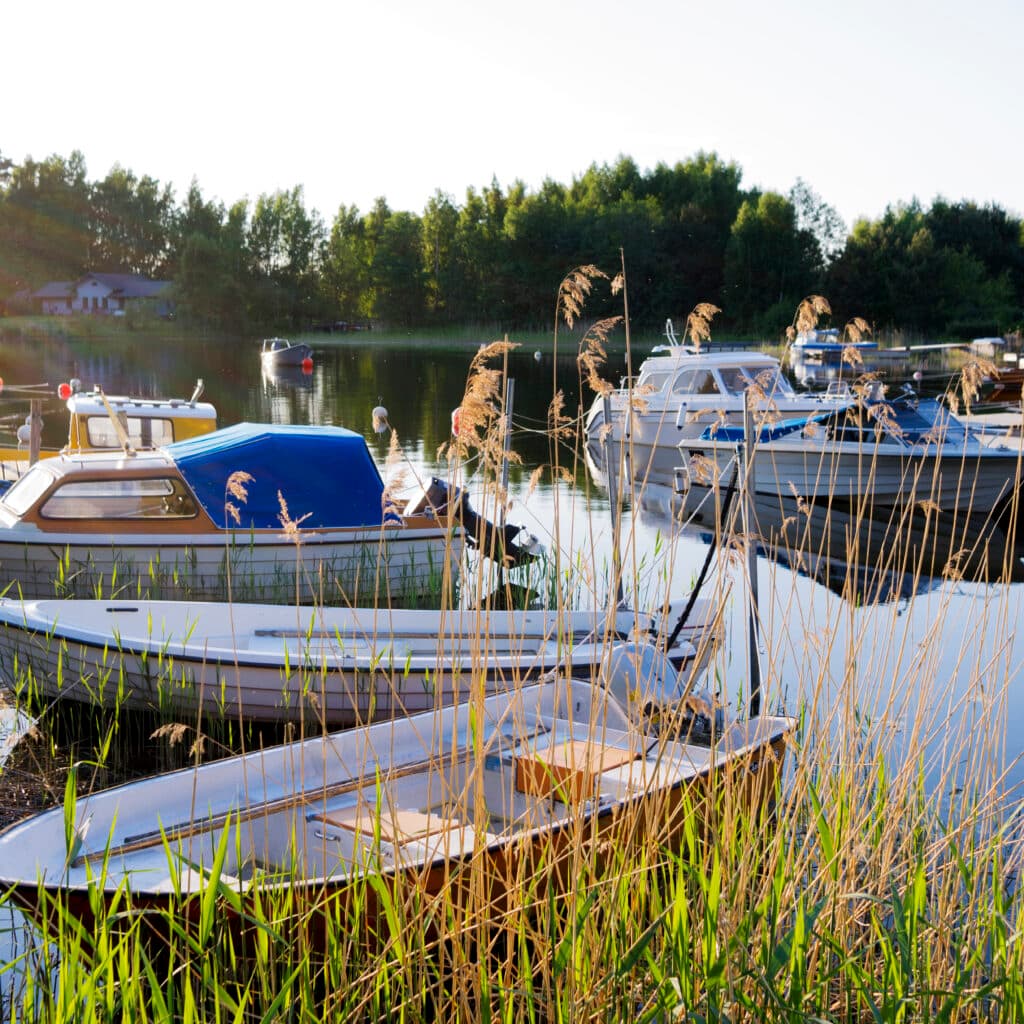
0;380;217;484
790;327;878;357
678;393;1023;513
260;337;313;366
0;675;794;939
0;422;465;602
0;595;721;725
584;320;850;487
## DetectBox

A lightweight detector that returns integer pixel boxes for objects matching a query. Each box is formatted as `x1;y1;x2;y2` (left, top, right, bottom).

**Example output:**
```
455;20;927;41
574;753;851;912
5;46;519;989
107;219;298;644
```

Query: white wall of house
41;297;74;315
76;279;120;313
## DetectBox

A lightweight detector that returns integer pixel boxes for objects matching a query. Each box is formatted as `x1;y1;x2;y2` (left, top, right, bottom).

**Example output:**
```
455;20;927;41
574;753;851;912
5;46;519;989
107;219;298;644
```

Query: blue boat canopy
700;415;817;443
166;423;387;529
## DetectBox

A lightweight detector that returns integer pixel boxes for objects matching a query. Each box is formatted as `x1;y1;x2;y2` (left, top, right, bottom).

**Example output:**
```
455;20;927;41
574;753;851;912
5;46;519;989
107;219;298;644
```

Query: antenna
189;379;204;406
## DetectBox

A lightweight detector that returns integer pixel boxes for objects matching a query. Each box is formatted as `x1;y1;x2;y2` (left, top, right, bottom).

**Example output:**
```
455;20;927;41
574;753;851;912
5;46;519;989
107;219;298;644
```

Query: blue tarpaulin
700;416;815;443
166;423;386;529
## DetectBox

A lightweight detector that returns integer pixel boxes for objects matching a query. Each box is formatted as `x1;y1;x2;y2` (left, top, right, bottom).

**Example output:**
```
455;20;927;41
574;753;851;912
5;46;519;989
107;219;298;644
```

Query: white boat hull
681;436;1021;512
0;524;460;602
0;597;719;725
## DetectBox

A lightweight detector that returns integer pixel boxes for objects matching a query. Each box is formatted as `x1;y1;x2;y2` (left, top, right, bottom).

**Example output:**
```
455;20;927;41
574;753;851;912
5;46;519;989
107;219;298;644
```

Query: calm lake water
1;324;1024;999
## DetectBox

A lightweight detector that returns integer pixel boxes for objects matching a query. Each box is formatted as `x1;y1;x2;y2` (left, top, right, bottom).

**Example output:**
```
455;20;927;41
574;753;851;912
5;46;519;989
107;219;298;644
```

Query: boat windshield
671;369;720;395
738;366;796;399
1;466;56;517
39;477;198;519
85;415;176;448
637;371;672;394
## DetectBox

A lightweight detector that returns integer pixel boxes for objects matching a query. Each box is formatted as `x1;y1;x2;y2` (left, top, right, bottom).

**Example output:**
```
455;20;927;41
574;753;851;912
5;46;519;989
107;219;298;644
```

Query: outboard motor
602;640;725;742
406;477;542;567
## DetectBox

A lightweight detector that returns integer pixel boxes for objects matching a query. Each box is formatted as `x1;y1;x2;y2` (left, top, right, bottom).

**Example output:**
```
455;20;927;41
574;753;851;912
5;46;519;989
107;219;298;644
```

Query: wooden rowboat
0;676;794;939
0;596;721;725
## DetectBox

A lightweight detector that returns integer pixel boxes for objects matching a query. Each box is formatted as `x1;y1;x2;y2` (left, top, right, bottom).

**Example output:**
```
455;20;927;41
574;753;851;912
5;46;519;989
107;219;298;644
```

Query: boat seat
514;740;640;805
312;806;497;848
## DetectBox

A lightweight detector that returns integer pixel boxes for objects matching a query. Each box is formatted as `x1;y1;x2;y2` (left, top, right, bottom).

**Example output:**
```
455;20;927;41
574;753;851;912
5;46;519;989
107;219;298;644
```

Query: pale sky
5;0;1022;232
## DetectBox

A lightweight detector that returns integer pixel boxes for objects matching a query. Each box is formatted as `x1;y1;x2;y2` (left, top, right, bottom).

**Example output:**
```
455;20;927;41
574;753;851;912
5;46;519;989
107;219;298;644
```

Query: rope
661;464;740;652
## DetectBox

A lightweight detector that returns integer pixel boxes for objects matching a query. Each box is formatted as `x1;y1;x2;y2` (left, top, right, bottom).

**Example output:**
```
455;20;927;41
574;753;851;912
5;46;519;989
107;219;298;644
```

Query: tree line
0;149;1021;338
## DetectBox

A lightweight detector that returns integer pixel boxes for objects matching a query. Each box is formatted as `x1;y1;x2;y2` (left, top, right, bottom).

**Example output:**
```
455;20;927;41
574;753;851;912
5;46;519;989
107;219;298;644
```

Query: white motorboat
0;422;467;602
678;393;1023;513
584;320;850;486
0;595;721;725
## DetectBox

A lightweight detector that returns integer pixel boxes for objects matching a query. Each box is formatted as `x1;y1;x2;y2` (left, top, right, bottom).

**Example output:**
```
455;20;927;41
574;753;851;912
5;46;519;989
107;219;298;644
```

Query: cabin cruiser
584;321;851;487
0;422;464;602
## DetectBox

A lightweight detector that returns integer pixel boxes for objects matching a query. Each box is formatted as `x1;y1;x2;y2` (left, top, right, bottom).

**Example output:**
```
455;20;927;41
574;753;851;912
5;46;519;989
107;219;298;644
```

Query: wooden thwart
515;740;640;805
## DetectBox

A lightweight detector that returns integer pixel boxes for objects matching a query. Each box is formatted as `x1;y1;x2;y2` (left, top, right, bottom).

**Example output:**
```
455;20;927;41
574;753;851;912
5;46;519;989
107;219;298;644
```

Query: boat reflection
261;363;315;389
587;446;1024;604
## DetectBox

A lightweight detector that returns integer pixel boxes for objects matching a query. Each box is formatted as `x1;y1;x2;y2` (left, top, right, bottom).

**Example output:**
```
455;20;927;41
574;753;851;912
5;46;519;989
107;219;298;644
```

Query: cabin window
672;369;719;395
40;477;198;520
638;372;670;394
86;415;175;449
1;468;57;517
717;367;751;395
743;366;795;398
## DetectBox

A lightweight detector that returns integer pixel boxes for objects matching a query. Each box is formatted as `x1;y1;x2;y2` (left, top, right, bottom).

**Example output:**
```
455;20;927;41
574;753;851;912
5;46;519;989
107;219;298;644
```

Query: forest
0;148;1021;339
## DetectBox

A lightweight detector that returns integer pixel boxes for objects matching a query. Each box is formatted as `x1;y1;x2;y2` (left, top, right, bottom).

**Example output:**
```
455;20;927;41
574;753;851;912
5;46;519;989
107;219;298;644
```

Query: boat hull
0;523;460;602
681;437;1021;513
0;598;719;725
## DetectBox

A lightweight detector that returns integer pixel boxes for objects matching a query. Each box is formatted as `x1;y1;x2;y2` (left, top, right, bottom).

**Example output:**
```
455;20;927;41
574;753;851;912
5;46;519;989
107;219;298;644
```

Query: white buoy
16;424;31;445
372;403;390;435
534;351;542;362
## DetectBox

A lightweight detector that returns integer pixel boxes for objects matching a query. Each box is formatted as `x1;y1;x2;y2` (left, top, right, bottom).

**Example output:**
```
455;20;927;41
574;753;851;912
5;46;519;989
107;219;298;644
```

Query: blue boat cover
700;415;816;443
166;423;387;530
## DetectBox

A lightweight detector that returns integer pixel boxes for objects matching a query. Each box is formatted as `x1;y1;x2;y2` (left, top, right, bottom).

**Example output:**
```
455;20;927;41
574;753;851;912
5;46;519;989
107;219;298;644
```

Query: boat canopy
699;414;818;443
167;423;386;529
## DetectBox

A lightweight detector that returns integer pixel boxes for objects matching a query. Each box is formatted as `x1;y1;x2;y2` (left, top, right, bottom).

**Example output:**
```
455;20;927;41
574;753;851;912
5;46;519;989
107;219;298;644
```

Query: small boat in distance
0;676;794;939
0;595;722;725
260;337;313;367
0;422;465;602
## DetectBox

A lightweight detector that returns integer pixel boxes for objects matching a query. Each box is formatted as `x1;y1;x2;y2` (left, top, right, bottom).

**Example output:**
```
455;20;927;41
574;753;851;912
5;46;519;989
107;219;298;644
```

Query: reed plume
577;316;622;397
685;302;721;351
556;265;608;329
224;470;254;526
786;294;832;340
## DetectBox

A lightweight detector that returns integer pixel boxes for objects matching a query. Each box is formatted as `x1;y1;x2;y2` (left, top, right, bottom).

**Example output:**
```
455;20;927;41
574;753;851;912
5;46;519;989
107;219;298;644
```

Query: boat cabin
0;422;402;535
65;387;218;451
630;350;798;403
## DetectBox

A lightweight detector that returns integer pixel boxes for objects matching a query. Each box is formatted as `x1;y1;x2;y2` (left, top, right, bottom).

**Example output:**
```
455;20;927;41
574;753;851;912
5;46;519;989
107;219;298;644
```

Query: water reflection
588;436;1024;606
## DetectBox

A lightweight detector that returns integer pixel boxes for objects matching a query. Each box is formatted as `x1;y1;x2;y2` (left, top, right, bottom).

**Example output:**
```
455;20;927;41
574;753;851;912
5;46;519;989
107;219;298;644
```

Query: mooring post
28;399;42;466
742;403;762;717
602;395;625;611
